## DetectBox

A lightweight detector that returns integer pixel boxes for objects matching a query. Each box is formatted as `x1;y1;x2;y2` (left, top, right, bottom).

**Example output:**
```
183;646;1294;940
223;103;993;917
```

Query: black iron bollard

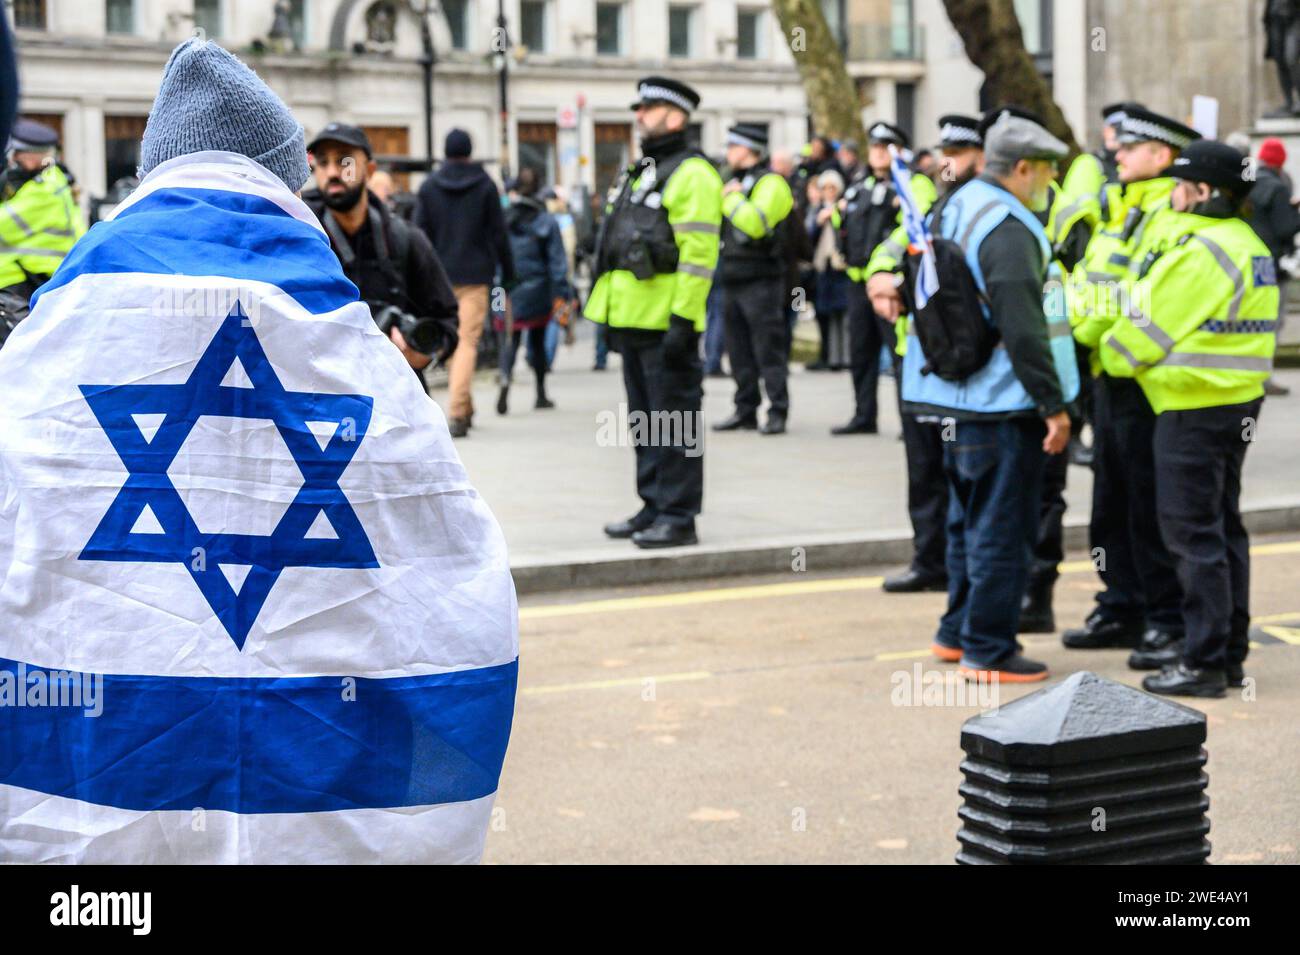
956;671;1210;864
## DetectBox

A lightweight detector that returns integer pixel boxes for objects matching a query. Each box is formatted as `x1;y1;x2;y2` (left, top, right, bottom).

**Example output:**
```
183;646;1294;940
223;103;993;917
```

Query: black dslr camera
372;303;446;358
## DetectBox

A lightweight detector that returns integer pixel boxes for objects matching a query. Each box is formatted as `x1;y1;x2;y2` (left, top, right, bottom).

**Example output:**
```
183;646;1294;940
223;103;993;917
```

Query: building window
520;0;547;53
737;8;765;59
595;2;623;56
594;122;630;197
517;122;557;187
106;0;135;34
194;0;222;39
668;5;694;58
442;0;469;49
890;0;914;57
105;115;148;188
13;0;47;29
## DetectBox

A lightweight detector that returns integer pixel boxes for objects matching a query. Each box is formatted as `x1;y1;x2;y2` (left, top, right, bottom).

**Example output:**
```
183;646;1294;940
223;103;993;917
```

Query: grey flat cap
984;113;1068;166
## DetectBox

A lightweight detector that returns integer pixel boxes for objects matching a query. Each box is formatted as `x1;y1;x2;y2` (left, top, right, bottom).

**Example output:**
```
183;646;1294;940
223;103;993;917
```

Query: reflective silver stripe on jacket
0;244;66;258
4;206;34;236
1191;234;1246;321
678;262;715;280
1159;352;1272;372
957;200;1002;250
1106;335;1145;369
673;221;719;235
880;239;906;261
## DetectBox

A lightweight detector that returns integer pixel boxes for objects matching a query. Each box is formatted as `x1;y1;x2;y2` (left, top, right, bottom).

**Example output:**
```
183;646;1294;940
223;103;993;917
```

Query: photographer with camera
304;124;458;386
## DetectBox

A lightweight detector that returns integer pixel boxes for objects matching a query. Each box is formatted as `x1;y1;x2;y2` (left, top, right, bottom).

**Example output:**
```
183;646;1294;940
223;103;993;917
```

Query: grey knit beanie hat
140;37;309;191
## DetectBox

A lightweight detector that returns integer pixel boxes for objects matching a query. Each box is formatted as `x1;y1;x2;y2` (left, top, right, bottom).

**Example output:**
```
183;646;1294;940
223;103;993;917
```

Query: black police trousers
620;331;704;528
903;412;948;578
1154;399;1261;671
1031;438;1070;584
723;276;789;419
847;282;892;428
1088;375;1184;631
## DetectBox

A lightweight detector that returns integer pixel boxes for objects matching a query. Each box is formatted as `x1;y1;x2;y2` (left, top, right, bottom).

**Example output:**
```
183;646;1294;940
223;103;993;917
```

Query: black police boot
1143;662;1227;699
830;418;877;436
882;567;947;593
1018;576;1056;633
712;412;757;432
1127;629;1183;671
631;520;698;549
760;411;787;435
1061;609;1143;649
1226;662;1246;688
603;512;656;539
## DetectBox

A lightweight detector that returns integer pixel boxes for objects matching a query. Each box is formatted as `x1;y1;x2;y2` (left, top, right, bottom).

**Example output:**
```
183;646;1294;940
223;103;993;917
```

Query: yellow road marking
873;648;934;662
1260;626;1300;646
521;539;1300;621
522;670;711;696
520;575;883;620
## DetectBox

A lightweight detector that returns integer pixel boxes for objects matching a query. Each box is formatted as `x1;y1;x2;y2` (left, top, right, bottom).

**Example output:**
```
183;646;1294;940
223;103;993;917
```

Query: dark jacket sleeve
412;178;435;240
405;225;460;361
0;17;15;155
485;183;516;284
1266;181;1300;257
544;218;572;300
978;216;1066;418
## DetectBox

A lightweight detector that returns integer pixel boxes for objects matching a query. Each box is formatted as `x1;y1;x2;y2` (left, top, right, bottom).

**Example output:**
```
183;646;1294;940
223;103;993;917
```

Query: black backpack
899;193;997;382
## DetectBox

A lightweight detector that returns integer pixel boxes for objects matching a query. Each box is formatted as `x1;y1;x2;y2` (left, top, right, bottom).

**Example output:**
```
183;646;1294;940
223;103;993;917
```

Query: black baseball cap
1165;140;1253;197
307;122;373;158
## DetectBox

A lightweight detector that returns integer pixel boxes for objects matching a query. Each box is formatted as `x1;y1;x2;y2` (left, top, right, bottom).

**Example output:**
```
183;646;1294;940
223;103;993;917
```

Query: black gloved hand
661;315;697;370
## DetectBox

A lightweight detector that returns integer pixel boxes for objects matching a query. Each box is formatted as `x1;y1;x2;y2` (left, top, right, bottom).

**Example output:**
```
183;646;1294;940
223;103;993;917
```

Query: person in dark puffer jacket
495;166;571;414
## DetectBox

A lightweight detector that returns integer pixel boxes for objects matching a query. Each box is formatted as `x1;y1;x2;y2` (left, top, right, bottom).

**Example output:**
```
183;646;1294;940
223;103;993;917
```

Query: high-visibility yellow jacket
1098;212;1278;413
584;155;722;332
0;163;85;289
721;170;793;240
1068;176;1179;372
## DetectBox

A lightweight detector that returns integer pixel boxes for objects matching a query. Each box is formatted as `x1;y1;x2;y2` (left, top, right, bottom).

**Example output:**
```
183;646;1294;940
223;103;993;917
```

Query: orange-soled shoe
958;654;1049;683
931;642;962;662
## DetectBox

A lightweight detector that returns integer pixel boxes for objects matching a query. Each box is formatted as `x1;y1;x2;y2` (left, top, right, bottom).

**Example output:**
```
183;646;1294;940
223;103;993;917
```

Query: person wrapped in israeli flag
0;39;518;863
888;145;940;309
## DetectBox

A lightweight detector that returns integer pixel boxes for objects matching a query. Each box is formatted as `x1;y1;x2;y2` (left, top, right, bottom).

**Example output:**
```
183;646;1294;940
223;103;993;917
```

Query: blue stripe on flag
0;656;517;813
31;188;359;315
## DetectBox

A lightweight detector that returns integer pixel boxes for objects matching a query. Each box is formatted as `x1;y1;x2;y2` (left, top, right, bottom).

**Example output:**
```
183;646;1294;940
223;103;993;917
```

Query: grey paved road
483;535;1300;864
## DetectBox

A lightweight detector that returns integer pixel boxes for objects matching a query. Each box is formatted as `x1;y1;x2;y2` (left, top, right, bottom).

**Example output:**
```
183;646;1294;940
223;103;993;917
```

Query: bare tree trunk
939;0;1082;158
772;0;865;144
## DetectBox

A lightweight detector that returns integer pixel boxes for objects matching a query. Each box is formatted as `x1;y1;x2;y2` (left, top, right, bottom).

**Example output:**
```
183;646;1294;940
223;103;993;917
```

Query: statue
365;1;398;51
267;0;294;53
1264;0;1300;117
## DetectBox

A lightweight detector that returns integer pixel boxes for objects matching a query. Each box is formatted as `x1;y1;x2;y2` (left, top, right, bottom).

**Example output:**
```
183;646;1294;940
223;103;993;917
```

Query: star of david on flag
78;304;377;649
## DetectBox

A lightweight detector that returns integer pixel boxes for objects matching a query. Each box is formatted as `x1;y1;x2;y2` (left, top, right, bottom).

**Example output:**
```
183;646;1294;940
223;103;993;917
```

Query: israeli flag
0;152;518;863
888;145;939;310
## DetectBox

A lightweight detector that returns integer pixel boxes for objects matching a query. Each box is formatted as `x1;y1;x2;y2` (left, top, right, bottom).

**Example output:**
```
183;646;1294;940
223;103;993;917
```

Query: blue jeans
593;322;609;369
936;417;1046;665
704;283;726;374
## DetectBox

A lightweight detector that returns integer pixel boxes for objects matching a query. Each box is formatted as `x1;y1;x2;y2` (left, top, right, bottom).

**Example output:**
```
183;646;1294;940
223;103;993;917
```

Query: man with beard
304;123;459;384
864;114;983;595
586;76;723;549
